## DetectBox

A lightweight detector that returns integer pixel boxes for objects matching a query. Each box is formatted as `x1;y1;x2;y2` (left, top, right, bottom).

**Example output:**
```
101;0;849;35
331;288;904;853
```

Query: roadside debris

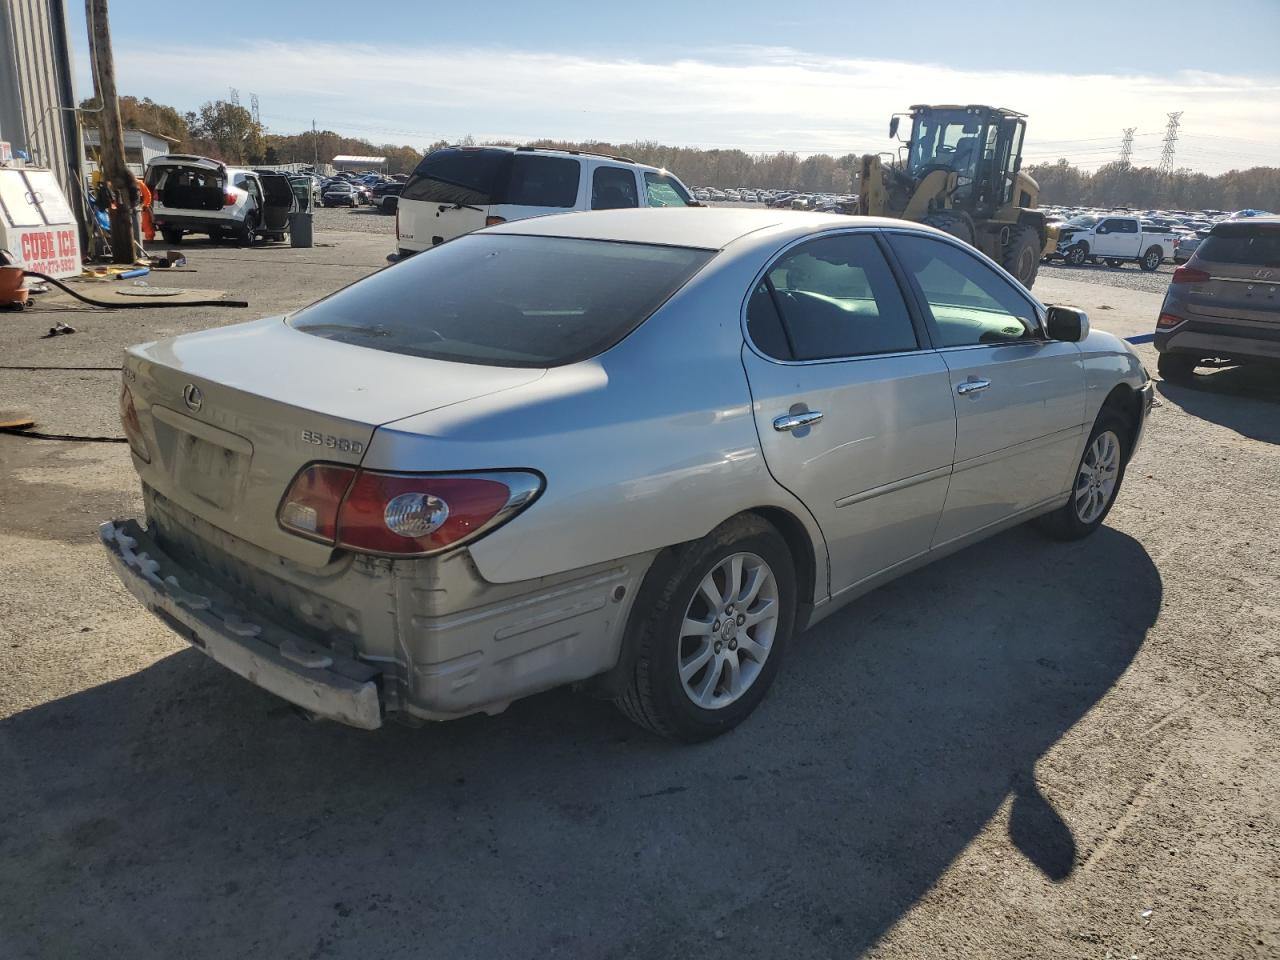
41;321;76;338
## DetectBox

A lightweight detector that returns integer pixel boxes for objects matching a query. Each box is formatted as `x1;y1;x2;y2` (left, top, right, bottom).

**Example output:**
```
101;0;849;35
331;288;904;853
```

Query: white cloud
107;42;1280;173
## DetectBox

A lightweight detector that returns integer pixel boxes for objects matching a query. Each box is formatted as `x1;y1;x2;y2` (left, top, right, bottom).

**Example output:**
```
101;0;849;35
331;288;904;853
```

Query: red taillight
119;383;151;463
223;192;237;206
278;466;541;556
1171;266;1210;284
485;215;507;227
277;464;357;543
1157;312;1185;329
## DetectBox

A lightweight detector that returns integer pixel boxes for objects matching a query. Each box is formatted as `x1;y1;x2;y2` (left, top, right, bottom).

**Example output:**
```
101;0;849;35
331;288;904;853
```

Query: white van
394;146;696;258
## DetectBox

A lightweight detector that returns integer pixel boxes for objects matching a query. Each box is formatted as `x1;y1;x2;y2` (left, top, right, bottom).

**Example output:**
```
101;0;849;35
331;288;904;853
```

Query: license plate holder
174;434;245;510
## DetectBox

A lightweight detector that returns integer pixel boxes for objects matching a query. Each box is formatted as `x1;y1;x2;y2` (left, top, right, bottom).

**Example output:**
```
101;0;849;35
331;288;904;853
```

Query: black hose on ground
0;426;126;443
22;271;248;309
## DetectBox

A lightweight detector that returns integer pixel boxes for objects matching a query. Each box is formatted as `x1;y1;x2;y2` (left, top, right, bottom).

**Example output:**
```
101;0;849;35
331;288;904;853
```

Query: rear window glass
289;235;714;367
1199;224;1280;266
401;148;508;206
498;155;579;207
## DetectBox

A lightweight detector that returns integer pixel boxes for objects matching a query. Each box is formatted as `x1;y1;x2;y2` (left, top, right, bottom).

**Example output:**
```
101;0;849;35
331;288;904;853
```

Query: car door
1092;218;1127;256
886;232;1086;546
590;164;640;210
740;230;957;597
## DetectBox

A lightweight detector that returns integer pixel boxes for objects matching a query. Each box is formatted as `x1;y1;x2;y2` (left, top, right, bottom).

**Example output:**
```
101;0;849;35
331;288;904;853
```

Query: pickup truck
1053;215;1177;271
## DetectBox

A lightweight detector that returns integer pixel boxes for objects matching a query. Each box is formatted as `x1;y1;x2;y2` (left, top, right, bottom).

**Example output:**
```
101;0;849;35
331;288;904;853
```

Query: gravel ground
312;203;397;237
1039;261;1179;296
1;230;1277;959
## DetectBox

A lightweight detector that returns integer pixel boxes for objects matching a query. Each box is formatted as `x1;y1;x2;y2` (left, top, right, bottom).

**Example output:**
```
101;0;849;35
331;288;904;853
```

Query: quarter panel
364;257;829;590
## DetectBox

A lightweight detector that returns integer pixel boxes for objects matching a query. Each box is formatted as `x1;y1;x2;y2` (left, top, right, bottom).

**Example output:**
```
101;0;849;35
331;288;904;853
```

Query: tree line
1026;159;1278;212
83;95;1276;208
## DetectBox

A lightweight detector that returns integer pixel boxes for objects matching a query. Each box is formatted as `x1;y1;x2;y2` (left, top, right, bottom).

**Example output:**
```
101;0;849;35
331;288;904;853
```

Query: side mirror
889;116;900;139
1046;305;1089;342
1096;225;1108;234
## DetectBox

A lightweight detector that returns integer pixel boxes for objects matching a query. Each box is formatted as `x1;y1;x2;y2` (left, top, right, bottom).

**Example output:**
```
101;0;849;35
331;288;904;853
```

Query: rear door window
1198;223;1280;266
401;148;508;206
290;234;714;367
591;166;639;209
753;233;918;360
497;155;580;208
644;173;691;207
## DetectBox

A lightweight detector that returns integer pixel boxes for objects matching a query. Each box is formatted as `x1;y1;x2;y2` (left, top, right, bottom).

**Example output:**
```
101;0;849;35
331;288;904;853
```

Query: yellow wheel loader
856;104;1051;288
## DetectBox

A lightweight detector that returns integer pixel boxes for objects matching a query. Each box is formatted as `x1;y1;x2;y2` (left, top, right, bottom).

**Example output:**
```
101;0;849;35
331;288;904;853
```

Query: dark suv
1154;217;1280;382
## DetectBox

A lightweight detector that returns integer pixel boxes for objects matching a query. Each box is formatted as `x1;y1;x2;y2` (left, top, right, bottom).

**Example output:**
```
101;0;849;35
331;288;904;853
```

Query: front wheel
1034;411;1129;540
615;515;796;742
1065;244;1088;266
1140;247;1162;271
237;213;258;246
1000;225;1041;288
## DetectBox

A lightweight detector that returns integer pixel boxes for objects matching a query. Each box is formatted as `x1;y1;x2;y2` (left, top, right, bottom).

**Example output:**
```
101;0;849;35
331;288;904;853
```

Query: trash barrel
290;210;313;248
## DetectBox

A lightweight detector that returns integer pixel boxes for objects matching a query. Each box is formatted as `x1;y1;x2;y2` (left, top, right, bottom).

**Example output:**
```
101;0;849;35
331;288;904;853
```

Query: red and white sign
11;226;81;278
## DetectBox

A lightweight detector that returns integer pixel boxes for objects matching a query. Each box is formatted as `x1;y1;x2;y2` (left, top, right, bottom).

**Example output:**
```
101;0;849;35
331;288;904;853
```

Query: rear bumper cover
1154;318;1280;362
100;519;383;729
153;213;240;233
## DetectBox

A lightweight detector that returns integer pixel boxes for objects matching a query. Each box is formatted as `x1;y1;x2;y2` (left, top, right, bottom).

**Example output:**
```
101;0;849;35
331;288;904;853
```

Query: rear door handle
773;410;824;431
956;378;991;396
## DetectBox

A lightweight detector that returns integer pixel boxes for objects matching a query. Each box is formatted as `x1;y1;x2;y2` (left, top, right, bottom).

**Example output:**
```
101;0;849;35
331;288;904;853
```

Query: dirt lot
1;227;1277;960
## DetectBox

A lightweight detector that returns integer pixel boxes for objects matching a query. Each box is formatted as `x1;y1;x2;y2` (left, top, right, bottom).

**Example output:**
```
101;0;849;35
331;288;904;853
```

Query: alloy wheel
678;552;779;710
1075;430;1121;524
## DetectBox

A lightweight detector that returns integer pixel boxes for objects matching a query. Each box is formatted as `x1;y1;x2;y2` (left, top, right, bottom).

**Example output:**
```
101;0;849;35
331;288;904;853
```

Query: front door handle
773;410;824;431
956;378;991;396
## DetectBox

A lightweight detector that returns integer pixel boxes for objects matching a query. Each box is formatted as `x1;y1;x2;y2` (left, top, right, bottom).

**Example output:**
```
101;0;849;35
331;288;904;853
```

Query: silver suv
1155;217;1280;382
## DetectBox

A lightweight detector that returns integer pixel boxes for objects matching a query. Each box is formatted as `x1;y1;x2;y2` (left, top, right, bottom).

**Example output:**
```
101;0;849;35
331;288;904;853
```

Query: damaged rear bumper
99;519;383;729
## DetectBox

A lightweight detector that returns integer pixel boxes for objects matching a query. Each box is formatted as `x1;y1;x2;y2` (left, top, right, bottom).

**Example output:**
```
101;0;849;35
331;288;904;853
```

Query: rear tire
1157;352;1198;383
1065;243;1088;266
1140;247;1162;271
1034;410;1129;541
1000;225;1041;288
160;227;183;245
615;515;796;742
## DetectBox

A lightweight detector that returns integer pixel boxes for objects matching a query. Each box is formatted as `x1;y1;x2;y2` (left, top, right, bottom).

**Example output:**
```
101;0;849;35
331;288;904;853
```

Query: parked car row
1041;204;1274;269
689;186;859;213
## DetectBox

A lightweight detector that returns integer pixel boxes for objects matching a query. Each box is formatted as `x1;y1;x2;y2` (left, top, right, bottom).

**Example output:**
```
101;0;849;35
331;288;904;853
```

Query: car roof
487;207;917;250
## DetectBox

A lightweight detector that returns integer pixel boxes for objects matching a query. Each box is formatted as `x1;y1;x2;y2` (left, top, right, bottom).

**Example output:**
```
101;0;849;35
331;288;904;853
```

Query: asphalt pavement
1;225;1277;960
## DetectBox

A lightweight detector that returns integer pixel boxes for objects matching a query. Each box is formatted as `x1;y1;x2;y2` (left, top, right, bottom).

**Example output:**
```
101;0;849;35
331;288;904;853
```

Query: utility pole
86;0;137;263
312;119;318;170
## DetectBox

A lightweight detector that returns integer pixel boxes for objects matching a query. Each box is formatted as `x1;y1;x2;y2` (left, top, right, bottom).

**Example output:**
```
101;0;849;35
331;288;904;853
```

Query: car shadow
1157;366;1280;443
0;526;1159;958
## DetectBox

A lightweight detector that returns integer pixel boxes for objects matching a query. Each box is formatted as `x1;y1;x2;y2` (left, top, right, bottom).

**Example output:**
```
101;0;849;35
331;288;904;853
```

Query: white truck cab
395;146;696;258
1055;214;1177;271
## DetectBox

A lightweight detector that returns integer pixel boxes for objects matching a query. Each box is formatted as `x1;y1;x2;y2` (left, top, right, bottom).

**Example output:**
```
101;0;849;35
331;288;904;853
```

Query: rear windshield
401;149;581;208
1198;223;1280;266
289;234;714;367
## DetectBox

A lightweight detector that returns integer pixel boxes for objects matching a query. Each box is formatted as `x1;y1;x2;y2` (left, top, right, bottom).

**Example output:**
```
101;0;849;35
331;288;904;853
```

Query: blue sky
70;0;1280;173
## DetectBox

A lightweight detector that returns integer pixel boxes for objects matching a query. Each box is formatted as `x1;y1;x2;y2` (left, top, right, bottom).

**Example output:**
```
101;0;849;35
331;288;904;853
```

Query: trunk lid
147;156;229;213
126;317;544;565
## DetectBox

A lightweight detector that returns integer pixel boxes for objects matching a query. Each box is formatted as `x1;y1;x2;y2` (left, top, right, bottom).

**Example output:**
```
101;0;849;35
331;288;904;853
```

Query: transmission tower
228;87;240;106
1158;112;1183;175
250;93;260;127
1118;127;1136;166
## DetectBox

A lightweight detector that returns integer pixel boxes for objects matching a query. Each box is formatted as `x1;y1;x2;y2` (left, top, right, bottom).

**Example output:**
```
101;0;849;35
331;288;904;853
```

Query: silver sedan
103;209;1153;740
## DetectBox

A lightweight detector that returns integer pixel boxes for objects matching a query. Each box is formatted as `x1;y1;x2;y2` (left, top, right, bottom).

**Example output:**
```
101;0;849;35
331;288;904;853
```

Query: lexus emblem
182;383;203;412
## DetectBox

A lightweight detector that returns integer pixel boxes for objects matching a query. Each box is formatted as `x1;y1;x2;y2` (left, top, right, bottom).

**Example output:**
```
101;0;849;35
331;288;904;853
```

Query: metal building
0;0;81;200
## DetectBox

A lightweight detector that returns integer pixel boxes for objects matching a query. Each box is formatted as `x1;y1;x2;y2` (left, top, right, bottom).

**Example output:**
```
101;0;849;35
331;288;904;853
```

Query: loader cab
903;105;1028;217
